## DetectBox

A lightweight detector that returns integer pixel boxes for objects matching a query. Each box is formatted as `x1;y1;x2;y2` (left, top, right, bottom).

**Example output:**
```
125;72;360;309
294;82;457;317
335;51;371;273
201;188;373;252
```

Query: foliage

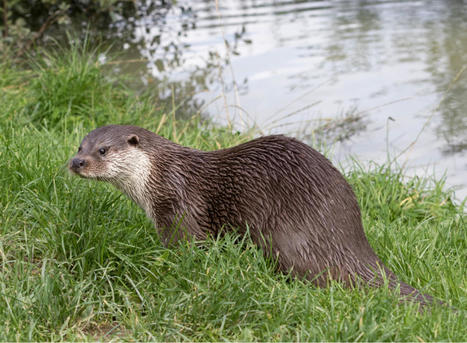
0;0;135;57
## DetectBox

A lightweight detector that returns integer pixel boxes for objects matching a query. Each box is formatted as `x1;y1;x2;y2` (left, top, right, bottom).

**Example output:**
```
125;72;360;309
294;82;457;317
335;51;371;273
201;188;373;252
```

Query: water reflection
102;0;466;200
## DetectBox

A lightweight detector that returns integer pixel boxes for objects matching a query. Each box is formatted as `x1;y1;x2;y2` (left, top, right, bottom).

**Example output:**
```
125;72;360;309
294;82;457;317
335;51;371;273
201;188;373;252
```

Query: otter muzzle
69;158;86;172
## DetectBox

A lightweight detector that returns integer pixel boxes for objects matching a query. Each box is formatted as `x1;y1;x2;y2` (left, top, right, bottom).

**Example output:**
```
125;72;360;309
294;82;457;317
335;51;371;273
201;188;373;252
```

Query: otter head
69;125;146;181
69;125;153;213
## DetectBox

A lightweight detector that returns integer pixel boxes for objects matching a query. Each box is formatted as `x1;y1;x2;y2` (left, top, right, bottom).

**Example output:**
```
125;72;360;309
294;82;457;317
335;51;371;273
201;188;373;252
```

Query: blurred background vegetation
1;0;133;56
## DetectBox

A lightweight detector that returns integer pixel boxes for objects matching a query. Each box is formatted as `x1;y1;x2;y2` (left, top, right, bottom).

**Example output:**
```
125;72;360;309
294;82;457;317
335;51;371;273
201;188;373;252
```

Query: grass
0;44;466;341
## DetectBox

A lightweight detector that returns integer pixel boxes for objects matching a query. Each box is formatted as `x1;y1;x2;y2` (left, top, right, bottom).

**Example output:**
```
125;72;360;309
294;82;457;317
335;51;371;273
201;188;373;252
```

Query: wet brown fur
70;125;432;304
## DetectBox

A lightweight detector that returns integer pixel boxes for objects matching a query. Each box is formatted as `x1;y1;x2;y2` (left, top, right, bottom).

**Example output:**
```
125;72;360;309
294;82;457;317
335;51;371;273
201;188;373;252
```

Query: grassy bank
0;46;465;341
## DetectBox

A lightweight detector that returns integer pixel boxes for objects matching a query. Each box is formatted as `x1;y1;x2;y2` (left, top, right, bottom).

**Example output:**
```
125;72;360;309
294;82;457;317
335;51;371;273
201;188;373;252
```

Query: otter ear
127;134;140;146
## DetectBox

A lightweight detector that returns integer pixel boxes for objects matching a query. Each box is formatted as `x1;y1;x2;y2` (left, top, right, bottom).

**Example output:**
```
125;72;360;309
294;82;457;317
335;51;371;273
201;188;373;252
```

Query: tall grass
0;45;465;341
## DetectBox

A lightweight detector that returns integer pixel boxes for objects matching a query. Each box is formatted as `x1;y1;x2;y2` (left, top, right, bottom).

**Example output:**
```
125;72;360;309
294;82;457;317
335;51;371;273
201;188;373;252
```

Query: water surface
110;0;467;201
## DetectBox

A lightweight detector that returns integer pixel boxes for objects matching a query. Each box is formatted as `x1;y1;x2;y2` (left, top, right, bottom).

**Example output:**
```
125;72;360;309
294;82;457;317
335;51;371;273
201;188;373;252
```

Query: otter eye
99;148;107;155
78;147;82;153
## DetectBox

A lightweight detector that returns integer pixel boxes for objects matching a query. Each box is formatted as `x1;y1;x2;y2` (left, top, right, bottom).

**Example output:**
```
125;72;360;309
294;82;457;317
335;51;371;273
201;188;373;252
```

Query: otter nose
70;158;86;170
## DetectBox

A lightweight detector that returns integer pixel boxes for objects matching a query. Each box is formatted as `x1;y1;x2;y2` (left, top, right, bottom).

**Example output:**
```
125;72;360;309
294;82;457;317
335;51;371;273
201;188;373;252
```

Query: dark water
108;0;467;201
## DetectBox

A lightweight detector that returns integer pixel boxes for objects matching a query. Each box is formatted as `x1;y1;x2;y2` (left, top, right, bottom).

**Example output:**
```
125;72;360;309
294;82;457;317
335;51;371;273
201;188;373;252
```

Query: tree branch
17;7;67;58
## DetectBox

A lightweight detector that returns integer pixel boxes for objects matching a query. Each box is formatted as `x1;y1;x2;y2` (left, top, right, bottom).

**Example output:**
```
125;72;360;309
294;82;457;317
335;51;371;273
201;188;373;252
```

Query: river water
109;0;467;201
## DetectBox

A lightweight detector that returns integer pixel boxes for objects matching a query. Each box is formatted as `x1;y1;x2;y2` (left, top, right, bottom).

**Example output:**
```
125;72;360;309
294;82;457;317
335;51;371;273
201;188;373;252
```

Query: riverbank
0;46;465;341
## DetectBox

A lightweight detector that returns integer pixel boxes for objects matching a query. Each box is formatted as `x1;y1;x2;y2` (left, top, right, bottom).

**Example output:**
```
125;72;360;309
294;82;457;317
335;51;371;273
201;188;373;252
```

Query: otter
69;125;432;304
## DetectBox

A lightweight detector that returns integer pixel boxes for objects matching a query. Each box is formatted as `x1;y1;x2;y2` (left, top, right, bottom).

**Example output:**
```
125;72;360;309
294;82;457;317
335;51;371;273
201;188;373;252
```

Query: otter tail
355;259;434;305
397;280;434;305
